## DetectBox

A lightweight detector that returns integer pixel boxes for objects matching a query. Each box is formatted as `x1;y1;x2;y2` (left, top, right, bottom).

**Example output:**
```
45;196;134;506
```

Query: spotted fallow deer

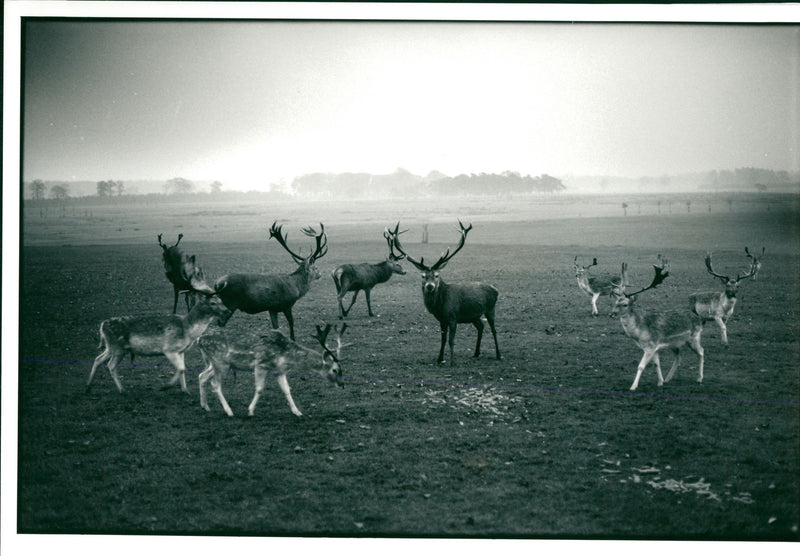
387;220;501;366
689;250;759;345
86;295;230;394
213;222;328;340
197;323;349;417
331;224;406;319
610;255;705;391
157;233;215;313
574;256;628;316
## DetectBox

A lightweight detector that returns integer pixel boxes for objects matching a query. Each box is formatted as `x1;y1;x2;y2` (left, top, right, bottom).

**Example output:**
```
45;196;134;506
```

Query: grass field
12;193;800;541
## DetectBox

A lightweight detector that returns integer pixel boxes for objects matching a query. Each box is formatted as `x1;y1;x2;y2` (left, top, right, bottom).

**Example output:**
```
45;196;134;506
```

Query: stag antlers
269;221;328;263
624;255;670;297
388;220;473;271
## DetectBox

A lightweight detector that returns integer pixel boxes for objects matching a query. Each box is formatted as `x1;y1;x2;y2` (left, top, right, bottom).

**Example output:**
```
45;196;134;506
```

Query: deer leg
486;313;501;360
630;348;657;391
687;332;705;383
365;289;375;317
437;322;448;364
591;293;600;316
284;309;295;341
172;285;180;314
200;365;234;417
448;322;457;367
87;346;111;392
198;364;214;411
106;352;126;393
248;365;268;417
652;351;665;386
664;347;681;383
714;316;728;345
269;311;280;330
163;352;189;393
277;373;303;417
342;290;359;318
472;319;484;357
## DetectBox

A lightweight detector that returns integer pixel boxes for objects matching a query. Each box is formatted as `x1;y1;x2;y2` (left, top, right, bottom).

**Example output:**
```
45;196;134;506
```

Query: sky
19;7;800;191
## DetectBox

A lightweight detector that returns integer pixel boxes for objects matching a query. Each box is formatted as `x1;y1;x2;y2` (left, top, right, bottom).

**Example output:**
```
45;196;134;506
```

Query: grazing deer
610;255;705;391
158;233;215;313
86;295;230;394
331;225;406;318
213;222;328;340
197;323;348;417
745;246;765;280
574;256;628;316
387;220;501;366
689;250;758;345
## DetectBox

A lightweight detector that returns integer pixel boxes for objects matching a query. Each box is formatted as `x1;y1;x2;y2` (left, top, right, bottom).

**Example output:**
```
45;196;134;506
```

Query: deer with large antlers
158;233;215;313
387;220;501;366
86;295;230;394
574;256;629;316
610;255;705;391
689;249;759;345
213;222;328;340
197;323;348;417
331;224;406;319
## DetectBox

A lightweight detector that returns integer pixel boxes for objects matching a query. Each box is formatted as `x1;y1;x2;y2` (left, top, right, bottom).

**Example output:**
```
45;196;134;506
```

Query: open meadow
15;192;800;539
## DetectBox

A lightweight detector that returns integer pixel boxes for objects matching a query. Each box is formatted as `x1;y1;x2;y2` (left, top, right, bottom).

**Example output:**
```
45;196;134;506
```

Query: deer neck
616;303;645;338
372;261;395;283
422;279;446;316
184;309;218;341
290;263;316;294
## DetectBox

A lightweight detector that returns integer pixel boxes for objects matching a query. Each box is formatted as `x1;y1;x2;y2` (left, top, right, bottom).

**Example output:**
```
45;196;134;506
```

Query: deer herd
87;219;766;417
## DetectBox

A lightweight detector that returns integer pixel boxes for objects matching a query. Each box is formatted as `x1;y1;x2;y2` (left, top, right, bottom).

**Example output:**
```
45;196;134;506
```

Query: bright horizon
16;4;800;192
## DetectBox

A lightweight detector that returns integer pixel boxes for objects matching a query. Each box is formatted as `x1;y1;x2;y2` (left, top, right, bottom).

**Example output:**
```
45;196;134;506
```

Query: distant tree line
704;167;794;190
291;168;566;198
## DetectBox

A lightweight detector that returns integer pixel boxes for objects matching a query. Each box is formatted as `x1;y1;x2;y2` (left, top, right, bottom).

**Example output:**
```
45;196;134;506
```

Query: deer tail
331;267;343;294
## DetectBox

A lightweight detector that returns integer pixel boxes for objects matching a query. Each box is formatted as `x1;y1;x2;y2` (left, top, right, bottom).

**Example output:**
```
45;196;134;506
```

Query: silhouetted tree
50;184;70;199
164;177;194;194
30;179;46;200
622;202;628;216
209;180;223;194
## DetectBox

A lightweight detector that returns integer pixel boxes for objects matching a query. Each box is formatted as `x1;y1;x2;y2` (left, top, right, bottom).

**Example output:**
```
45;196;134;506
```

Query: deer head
573;256;598;278
383;223;407;275
610;255;670;316
312;323;349;387
269;221;328;279
388;220;472;293
705;251;757;297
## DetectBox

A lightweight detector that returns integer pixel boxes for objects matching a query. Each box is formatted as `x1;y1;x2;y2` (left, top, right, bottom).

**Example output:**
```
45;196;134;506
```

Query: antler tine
311;223;328;261
334;323;353;358
626;255;670;297
387;222;428;271
157;233;166;249
174;233;183;247
384;225;407;260
704;251;729;281
268;221;306;263
313;323;333;347
430;219;472;270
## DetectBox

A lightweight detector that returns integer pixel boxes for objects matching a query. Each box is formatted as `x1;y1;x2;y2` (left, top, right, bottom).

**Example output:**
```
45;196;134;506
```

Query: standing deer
745;246;765;280
610;255;705;391
574;256;628;316
197;323;348;417
689;250;758;345
158;233;214;313
213;222;328;340
86;295;230;394
387;220;501;366
331;224;406;318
